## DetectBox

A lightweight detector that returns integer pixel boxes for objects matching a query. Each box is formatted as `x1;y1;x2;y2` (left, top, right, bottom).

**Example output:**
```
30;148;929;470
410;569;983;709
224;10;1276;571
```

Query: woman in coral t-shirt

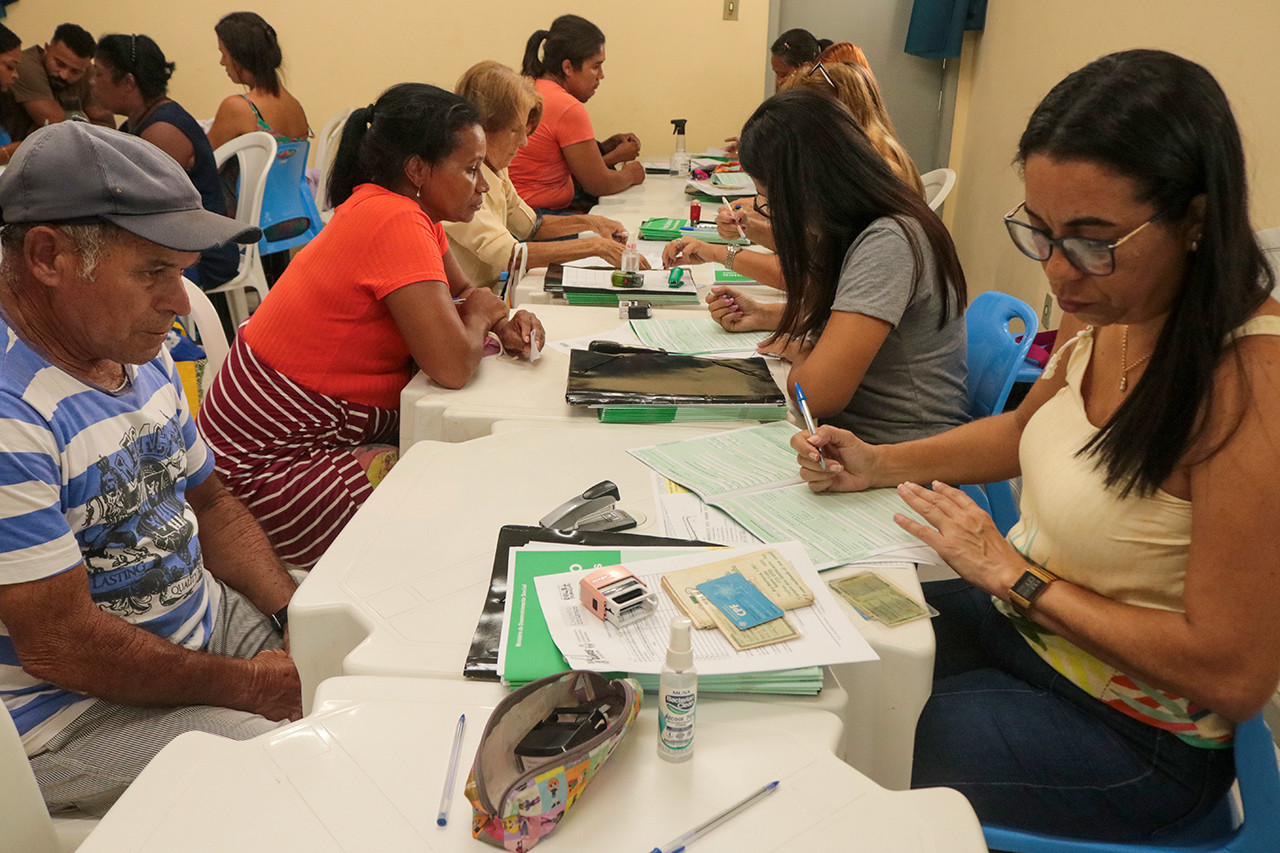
507;14;644;212
199;83;543;568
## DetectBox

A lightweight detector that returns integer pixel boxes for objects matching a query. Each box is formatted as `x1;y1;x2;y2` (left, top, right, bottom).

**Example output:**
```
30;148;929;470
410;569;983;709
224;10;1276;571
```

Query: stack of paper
629;317;772;355
628;422;925;569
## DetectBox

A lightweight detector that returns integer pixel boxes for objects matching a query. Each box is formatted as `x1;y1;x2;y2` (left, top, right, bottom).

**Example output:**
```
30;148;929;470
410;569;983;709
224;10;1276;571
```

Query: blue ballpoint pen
793;382;828;471
436;713;466;827
650;781;780;853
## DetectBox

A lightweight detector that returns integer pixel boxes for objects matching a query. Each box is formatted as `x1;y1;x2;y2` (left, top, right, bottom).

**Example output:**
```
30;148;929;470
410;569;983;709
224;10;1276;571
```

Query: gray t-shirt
825;216;968;444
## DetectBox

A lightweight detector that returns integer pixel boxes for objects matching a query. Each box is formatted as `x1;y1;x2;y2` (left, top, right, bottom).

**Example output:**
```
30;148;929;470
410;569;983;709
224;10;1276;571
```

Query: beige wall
945;1;1280;328
3;1;768;159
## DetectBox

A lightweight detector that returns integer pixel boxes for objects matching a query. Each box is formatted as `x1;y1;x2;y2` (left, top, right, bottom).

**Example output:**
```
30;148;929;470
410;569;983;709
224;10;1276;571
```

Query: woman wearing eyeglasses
669;88;969;446
792;50;1280;840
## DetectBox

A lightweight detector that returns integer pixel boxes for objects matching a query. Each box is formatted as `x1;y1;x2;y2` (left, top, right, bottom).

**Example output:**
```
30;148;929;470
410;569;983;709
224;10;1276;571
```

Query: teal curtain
904;0;987;60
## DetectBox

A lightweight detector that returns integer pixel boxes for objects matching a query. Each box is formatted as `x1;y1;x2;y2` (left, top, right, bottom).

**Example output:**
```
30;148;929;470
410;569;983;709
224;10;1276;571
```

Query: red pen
689;201;701;225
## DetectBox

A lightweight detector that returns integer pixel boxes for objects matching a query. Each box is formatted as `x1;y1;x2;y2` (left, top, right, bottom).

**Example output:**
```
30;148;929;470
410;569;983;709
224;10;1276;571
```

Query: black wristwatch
1008;564;1059;616
269;605;289;634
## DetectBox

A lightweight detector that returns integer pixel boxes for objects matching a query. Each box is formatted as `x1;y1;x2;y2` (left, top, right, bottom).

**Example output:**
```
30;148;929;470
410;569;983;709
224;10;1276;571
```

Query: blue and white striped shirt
0;319;216;745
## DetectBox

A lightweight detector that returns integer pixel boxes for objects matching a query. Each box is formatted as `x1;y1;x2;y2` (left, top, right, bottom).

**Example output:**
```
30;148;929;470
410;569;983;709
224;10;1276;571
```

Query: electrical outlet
723;0;739;21
1041;294;1053;328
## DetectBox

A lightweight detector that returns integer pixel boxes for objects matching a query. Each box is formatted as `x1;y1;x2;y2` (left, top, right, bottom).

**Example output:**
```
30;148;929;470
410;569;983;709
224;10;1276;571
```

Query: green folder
595;405;788;424
562;292;699;307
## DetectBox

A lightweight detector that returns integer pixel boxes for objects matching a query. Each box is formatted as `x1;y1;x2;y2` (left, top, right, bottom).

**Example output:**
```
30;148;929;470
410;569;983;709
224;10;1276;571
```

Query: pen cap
664;615;694;671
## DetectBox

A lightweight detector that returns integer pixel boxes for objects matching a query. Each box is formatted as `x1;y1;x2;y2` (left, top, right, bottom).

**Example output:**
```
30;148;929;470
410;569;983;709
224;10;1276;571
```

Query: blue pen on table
436;713;466;827
650;780;779;853
793;382;828;471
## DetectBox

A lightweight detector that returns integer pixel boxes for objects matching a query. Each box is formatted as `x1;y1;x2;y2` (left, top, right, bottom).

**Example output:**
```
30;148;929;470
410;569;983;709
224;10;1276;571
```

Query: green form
628;422;923;569
629;317;773;354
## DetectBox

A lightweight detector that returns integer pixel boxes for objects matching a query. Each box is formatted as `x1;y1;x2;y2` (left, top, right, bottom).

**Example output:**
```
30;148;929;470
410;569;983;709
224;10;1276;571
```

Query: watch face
1011;571;1048;601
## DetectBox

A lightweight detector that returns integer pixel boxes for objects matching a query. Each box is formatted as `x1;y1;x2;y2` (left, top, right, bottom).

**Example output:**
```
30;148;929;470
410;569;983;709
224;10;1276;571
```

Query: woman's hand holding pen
715;199;769;244
707;285;776;332
789;425;880;493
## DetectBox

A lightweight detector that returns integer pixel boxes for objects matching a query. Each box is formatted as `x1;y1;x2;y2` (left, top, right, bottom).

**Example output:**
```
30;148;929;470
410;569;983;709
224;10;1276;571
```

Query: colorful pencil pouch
466;670;642;851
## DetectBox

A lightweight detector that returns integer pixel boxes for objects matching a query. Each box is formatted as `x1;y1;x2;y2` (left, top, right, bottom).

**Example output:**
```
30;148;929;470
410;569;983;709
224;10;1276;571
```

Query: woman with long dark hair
207;11;309;149
792;50;1280;841
666;89;968;445
507;14;643;212
92;33;238;292
199;83;543;569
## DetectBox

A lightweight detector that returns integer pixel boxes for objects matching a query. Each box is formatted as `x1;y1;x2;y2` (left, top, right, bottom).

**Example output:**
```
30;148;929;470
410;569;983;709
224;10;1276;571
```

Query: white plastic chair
314;107;354;223
182;277;230;380
207;132;276;326
1;708;98;851
922;167;957;211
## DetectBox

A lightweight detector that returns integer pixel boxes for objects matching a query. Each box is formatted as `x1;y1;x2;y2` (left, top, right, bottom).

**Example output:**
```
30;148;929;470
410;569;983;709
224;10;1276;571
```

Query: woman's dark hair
1018;49;1273;497
771;28;825;67
215;12;283;96
329;83;480;208
95;34;174;100
0;24;20;55
521;15;605;79
739;89;966;345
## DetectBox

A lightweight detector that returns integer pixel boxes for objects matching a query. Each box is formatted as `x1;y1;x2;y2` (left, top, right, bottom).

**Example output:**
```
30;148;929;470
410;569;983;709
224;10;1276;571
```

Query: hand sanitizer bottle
669;118;690;176
657;615;696;762
621;238;642;273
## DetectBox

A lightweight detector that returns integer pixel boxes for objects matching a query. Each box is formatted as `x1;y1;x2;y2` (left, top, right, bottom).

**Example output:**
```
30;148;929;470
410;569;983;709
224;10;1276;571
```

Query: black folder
565;349;785;407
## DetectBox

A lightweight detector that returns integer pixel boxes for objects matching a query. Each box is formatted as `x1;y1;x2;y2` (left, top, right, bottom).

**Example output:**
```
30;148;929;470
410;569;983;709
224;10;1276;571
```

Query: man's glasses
1003;201;1159;276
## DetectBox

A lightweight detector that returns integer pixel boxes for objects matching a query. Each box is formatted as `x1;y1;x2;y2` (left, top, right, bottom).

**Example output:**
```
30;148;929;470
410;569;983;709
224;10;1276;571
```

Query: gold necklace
1119;325;1152;392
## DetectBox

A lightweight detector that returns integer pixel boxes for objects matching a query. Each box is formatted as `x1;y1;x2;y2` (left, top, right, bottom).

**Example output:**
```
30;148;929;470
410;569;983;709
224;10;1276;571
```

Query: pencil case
466;670;642;851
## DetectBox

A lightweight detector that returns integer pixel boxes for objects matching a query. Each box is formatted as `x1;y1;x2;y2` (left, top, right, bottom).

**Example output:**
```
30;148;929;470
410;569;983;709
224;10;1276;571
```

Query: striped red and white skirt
197;334;399;569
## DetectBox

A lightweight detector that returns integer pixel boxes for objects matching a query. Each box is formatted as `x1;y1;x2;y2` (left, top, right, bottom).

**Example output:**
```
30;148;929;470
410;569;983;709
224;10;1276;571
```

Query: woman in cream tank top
787;50;1280;842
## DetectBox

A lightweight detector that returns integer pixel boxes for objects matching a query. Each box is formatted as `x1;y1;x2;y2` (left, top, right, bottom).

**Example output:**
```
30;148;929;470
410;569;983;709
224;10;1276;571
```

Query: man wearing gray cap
0;122;301;813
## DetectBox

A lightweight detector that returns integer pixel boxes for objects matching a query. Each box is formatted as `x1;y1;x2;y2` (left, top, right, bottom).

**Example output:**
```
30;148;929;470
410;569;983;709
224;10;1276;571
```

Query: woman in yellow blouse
444;61;640;292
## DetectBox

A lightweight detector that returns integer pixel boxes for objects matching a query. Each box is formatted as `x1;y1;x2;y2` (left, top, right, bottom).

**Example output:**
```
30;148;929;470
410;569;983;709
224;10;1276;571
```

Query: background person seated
198;83;543;570
0;122;299;815
0;22;114;145
445;60;639;291
92;33;239;298
206;11;310;150
508;14;644;213
666;90;969;446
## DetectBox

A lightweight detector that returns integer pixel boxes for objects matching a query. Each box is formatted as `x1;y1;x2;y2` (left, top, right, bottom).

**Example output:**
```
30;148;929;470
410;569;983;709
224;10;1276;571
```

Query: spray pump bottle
657;615;696;761
669;118;690;176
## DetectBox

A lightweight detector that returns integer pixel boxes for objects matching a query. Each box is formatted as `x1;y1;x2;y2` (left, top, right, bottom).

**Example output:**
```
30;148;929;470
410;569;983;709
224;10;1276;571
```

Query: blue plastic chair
258;139;323;257
962;291;1039;534
983;713;1280;852
965;290;1040;420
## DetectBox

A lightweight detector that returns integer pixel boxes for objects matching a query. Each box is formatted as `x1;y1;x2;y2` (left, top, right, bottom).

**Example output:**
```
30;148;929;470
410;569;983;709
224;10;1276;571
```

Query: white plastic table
78;677;985;852
397;301;788;450
289;426;935;789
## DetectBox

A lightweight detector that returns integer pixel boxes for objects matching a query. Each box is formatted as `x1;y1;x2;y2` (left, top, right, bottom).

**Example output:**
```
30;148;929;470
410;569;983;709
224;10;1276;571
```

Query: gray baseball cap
0;121;261;252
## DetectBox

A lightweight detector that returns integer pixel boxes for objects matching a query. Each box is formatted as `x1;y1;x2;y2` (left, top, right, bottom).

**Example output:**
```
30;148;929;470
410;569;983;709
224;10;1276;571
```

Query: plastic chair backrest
965;290;1039;419
314;107;354;217
182;278;229;379
1256;227;1280;298
0;706;60;852
208;132;275;326
921;168;957;211
259;139;323;256
981;713;1279;853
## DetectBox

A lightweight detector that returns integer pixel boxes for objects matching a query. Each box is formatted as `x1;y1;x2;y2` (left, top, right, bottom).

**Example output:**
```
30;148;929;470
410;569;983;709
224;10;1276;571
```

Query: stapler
539;480;638;532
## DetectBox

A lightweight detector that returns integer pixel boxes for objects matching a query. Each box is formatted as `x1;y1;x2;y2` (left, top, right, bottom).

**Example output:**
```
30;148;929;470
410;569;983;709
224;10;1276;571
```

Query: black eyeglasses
753;197;771;219
1003;201;1159;276
806;61;835;90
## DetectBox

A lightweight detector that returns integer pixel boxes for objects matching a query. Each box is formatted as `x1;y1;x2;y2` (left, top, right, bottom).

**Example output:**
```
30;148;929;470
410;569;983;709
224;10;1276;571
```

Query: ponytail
328;104;375;207
521;29;551;77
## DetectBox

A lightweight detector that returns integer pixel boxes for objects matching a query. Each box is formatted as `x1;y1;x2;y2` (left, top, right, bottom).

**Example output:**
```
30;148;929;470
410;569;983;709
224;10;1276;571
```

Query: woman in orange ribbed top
198;83;543;568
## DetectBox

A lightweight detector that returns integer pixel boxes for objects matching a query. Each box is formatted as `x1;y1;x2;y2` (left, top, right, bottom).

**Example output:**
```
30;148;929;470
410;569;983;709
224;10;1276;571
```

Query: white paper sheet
532;541;878;675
